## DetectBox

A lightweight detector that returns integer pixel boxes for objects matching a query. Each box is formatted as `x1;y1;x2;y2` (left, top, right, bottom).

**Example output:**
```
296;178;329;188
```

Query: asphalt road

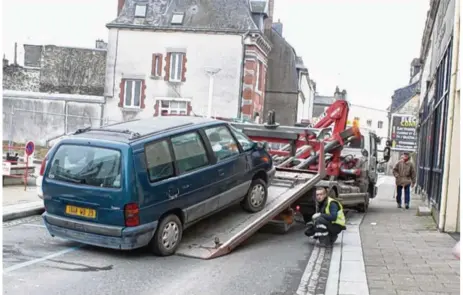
3;214;329;295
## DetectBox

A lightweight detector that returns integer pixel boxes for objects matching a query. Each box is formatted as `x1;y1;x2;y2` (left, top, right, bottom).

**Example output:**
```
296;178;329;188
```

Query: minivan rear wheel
150;214;183;256
241;178;268;213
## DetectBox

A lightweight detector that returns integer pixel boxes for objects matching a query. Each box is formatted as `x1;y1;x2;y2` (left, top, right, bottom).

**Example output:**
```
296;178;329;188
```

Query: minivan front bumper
42;212;158;250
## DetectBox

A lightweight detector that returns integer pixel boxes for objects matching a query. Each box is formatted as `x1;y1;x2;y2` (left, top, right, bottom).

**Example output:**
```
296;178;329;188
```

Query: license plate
65;205;96;219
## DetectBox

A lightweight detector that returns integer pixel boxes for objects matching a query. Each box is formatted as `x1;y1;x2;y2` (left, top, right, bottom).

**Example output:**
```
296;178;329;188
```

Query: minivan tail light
39;155;49;176
124;203;140;227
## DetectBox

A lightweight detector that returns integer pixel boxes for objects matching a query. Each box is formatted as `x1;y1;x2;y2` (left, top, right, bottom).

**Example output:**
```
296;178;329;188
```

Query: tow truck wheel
150;214;183;256
357;196;370;213
241;178;268;213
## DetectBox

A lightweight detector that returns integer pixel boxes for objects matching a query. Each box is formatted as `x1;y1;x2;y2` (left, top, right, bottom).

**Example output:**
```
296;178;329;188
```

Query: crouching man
304;187;346;246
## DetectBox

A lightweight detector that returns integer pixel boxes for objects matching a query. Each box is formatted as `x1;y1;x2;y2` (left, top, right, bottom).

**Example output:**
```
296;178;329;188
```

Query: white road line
296;243;320;295
4;245;83;274
21;224;46;228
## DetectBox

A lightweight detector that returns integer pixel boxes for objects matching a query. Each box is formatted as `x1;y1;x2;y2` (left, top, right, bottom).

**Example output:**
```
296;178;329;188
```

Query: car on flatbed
40;116;275;256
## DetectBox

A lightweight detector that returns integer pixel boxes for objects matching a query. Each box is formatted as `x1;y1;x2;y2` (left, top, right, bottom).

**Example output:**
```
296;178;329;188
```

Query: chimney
264;0;274;30
95;39;108;49
117;0;125;16
272;19;283;36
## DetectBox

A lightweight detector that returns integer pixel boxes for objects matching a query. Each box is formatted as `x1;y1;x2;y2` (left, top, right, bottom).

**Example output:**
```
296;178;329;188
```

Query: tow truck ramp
175;147;326;260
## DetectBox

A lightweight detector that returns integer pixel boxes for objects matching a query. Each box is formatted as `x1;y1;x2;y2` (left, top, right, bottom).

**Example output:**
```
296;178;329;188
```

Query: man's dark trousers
396;184;411;205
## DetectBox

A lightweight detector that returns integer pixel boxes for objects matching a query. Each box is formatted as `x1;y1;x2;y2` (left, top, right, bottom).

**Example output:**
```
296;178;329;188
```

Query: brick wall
241;44;268;122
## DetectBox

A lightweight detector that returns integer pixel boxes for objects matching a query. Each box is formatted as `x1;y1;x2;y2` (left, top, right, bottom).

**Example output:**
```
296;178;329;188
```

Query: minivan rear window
47;145;122;188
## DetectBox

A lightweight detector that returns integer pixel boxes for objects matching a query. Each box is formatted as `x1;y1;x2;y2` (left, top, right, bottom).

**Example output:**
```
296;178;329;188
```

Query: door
140;139;179;222
368;133;378;184
169;131;218;223
203;125;248;209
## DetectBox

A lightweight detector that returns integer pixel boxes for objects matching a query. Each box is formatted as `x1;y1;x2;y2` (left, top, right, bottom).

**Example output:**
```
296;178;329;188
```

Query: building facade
263;20;315;126
416;0;460;233
103;0;271;123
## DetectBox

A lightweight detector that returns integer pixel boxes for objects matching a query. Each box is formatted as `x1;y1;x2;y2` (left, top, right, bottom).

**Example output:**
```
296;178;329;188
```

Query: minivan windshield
47;145;122;188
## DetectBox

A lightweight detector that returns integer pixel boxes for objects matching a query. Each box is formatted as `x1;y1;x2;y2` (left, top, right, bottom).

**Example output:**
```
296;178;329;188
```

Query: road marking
21;224;46;228
4;245;83;274
296;244;325;295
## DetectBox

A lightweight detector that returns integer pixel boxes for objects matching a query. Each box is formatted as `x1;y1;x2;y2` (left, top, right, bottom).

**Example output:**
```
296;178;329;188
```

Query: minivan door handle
218;169;225;177
168;188;179;199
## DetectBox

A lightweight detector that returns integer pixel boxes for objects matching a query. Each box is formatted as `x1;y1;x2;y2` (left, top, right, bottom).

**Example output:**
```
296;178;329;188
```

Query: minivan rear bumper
42;212;158;250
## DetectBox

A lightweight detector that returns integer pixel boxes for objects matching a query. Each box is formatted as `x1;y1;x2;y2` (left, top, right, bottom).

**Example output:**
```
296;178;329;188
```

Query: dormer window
135;4;147;17
171;13;185;25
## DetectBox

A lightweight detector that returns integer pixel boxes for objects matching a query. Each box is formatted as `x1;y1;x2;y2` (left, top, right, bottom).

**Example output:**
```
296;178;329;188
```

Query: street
3;213;329;295
3;176;460;295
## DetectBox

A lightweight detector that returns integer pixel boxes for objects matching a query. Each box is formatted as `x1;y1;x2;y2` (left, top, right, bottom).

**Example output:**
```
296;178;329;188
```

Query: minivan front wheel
150;214;183;256
241;178;268;213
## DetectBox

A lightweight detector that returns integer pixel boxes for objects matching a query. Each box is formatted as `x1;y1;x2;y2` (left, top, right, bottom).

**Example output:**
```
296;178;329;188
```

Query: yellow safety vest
324;197;346;227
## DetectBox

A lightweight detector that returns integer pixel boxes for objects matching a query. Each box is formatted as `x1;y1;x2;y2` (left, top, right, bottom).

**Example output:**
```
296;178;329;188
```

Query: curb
3;205;45;222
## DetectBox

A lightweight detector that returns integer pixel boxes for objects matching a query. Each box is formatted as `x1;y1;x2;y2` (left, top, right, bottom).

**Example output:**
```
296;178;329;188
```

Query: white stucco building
296;67;315;123
103;0;272;123
346;104;389;149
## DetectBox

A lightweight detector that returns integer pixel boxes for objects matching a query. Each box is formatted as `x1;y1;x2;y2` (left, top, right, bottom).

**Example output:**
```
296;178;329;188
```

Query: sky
2;0;429;110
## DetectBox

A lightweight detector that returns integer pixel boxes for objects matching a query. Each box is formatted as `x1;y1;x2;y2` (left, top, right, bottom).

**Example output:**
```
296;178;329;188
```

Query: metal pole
207;74;214;118
64;101;69;134
8;107;15;154
205;68;221;118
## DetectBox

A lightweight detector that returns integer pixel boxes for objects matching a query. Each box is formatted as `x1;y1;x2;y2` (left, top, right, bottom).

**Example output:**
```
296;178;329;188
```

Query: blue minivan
41;117;275;256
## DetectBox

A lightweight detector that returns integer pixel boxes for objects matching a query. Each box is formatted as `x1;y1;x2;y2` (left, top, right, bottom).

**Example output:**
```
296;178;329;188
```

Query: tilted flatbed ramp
175;148;326;260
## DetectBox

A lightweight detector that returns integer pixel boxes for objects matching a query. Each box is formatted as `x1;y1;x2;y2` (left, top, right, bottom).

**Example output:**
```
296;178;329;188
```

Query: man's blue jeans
396;184;411;205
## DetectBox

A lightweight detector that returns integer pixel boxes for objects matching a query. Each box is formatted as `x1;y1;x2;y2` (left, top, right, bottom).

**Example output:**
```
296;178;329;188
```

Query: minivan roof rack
73;127;141;139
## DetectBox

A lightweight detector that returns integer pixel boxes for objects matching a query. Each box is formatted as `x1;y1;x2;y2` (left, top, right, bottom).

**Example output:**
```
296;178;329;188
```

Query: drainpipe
438;0;460;232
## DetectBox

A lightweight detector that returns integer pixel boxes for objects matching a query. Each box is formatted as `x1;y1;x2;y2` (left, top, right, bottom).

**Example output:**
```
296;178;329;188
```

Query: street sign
3;162;11;176
25;141;35;156
390;114;417;151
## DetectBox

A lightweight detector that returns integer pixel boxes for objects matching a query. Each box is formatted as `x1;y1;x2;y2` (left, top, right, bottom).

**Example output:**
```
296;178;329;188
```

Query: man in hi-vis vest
304;187;346;246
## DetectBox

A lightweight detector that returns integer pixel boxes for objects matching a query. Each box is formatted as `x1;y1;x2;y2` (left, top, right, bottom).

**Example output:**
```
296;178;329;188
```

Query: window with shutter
119;79;146;109
167;52;186;82
151;54;163;77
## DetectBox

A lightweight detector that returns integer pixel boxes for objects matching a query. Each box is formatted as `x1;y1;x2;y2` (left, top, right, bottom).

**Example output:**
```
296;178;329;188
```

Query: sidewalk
360;177;460;295
3;184;44;221
325;176;460;295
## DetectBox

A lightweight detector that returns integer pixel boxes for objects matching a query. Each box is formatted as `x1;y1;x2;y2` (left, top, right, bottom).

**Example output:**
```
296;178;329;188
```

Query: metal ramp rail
175;145;326;260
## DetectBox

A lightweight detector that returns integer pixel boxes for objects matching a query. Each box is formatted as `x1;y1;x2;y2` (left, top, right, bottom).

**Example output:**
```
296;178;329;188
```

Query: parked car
41;117;275;256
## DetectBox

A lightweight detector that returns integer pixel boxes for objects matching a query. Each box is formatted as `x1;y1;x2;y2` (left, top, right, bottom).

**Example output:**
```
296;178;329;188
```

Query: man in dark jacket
304;187;346;246
393;152;416;209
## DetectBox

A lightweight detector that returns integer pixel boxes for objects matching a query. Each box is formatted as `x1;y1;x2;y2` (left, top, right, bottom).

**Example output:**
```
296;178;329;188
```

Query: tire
357;196;370;213
149;214;183;256
241;178;268;213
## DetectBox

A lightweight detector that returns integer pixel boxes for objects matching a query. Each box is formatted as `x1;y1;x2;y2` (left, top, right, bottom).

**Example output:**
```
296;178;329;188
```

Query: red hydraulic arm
313;100;349;134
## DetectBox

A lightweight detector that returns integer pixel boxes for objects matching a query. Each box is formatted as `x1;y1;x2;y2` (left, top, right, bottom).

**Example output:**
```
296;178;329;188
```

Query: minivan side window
171;131;209;174
145;140;175;182
205;125;240;161
230;126;254;152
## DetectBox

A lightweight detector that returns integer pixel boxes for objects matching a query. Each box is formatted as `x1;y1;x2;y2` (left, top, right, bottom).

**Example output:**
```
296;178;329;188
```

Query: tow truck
172;99;390;260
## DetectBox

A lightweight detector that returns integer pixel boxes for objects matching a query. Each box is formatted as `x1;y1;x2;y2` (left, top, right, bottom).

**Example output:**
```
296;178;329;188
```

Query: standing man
392;152;416;209
304;187;346;246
